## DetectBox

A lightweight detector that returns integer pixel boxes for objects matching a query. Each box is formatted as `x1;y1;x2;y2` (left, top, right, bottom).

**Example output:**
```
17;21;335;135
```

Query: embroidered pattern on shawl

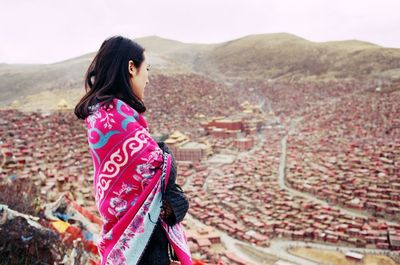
85;98;192;265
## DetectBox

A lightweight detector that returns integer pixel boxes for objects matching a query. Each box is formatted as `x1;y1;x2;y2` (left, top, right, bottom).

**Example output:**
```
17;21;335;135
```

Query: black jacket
137;142;189;265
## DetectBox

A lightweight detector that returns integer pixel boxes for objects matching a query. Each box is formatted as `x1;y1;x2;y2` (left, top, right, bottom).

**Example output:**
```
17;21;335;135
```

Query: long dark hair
74;36;146;120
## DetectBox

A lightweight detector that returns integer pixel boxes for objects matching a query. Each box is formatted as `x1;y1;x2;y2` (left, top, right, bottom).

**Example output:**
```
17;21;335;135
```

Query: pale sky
1;0;399;64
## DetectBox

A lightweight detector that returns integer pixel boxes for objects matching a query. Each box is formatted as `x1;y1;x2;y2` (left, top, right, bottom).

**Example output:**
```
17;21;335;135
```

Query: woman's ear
128;60;137;77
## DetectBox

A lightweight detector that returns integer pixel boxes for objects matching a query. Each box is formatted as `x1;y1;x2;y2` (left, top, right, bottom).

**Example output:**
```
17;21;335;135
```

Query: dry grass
203;33;400;82
289;247;396;265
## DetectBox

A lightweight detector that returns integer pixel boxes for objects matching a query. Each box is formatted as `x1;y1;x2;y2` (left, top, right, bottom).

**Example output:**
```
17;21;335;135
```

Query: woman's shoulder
85;97;147;131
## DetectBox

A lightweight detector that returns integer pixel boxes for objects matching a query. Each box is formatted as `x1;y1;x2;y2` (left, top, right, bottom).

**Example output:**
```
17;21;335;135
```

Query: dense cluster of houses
233;79;376;119
176;86;399;257
181;126;400;252
156;101;268;163
1;79;399;263
143;73;241;139
0;109;97;215
286;92;400;221
0;107;266;264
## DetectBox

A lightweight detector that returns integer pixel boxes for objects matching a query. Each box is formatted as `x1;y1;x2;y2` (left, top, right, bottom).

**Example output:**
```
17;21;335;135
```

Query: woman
74;36;192;265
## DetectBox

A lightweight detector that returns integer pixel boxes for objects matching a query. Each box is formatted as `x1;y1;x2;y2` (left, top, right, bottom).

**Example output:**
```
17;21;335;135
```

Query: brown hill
1;33;400;111
199;33;400;81
136;35;217;73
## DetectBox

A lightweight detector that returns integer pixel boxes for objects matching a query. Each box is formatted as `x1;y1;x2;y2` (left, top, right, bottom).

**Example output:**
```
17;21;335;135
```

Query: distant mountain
1;33;400;111
197;33;400;81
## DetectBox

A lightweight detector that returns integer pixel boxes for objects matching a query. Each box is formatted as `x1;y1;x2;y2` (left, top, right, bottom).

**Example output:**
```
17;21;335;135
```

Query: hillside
1;33;400;111
199;33;400;81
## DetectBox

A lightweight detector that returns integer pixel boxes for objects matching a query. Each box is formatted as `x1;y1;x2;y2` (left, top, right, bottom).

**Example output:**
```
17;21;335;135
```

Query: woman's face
129;52;150;100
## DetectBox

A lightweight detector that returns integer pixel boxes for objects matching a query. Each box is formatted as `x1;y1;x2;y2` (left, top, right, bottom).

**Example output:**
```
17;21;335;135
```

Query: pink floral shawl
85;98;192;265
